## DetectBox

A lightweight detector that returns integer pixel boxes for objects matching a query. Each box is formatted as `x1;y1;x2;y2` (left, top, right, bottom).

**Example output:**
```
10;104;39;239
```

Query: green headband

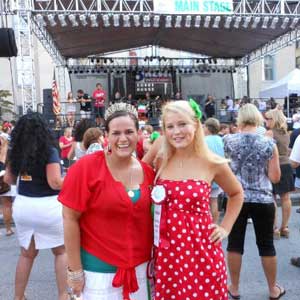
189;98;202;120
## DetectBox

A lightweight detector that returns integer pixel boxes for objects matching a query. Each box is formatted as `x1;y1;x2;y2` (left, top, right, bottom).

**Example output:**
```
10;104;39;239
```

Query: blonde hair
265;108;287;133
237;103;264;127
156;100;227;180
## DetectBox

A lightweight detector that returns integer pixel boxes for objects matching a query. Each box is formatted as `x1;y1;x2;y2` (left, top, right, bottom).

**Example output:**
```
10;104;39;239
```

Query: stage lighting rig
262;16;269;29
252;16;260;28
153;15;160;27
133;15;140;27
68;14;78;27
36;14;46;27
58;15;67;27
143;15;151;27
290;17;299;29
224;16;232;29
213;16;221;28
103;14;110;27
185;15;192;28
243;16;251;28
233;16;241;29
175;15;182;28
113;14;120;27
281;17;289;29
79;15;88;26
194;15;201;28
123;15;130;27
47;14;57;27
270;17;279;29
90;15;98;27
165;15;172;28
204;16;211;28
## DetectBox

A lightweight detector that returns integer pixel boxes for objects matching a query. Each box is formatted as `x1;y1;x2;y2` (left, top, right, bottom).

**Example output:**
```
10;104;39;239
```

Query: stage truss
1;0;300;111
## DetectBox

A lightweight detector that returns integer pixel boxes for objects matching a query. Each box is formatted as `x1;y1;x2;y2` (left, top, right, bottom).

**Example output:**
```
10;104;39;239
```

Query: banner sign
154;0;233;14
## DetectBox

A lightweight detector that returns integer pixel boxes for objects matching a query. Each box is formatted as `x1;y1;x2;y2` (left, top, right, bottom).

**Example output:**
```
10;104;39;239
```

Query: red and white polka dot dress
154;179;228;300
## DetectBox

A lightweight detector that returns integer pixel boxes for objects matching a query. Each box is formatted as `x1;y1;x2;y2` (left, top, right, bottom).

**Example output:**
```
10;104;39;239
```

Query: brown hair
83;127;102;150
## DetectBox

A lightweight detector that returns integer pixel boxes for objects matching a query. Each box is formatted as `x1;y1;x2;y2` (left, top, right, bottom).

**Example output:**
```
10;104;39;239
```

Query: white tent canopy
259;69;300;98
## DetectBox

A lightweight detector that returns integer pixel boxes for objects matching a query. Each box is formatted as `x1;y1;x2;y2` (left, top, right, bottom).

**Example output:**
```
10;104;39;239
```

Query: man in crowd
77;89;91;119
92;83;106;126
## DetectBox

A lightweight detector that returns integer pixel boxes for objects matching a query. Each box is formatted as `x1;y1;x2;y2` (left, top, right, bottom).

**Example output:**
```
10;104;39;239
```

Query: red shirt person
59;127;73;168
92;83;106;123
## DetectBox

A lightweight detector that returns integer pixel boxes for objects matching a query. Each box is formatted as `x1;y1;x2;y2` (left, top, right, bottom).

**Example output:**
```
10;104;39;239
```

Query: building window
296;56;300;69
263;55;274;81
296;41;300;49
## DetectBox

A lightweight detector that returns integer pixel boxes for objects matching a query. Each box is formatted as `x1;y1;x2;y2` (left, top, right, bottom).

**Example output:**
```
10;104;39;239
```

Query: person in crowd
83;127;104;155
226;96;234;121
289;134;300;267
59;127;73;169
0;134;14;236
229;121;238;134
65;92;77;128
258;99;267;113
152;100;243;300
59;103;154;300
113;91;122;103
204;117;225;223
67;119;94;161
219;123;230;137
3;112;67;300
92;83;106;126
142;125;154;156
289;127;300;190
174;90;182;100
204;95;215;118
77;89;92;119
224;104;284;300
265;109;294;239
292;107;300;129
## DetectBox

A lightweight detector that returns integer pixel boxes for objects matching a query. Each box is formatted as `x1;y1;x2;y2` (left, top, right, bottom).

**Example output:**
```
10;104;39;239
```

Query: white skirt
82;263;148;300
12;194;64;250
1;184;17;197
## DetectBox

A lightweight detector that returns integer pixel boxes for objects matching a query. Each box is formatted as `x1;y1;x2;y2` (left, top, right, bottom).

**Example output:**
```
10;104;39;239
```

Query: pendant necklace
127;170;135;198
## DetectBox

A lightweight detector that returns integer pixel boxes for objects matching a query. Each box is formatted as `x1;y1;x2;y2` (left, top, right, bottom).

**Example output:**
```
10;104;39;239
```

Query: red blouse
58;151;154;299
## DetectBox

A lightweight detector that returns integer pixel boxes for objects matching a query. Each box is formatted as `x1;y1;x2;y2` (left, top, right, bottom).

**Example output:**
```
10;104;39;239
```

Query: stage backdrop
180;72;234;100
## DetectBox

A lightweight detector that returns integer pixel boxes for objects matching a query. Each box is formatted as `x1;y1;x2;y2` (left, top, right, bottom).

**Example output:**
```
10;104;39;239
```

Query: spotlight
113;14;120;27
68;14;78;27
252;16;260;28
281;17;289;29
175;15;182;28
224;16;232;29
133;15;140;27
290;17;299;29
47;14;57;27
153;15;160;27
58;15;67;27
242;16;251;28
79;15;88;26
194;15;201;28
233;16;241;29
213;16;221;28
204;16;211;28
36;14;46;27
165;15;172;28
213;58;217;64
123;15;130;27
262;16;269;29
270;16;279;29
143;15;151;27
185;15;192;28
103;14;110;27
90;14;98;27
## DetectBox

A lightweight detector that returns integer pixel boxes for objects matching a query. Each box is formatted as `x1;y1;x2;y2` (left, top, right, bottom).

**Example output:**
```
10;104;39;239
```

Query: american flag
52;74;61;115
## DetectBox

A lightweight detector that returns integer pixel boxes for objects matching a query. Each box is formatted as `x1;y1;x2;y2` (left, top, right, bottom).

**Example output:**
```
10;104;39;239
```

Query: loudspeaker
0;28;18;57
43;89;55;123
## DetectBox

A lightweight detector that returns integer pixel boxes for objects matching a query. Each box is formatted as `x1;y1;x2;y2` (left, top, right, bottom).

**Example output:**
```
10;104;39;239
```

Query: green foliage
0;90;15;120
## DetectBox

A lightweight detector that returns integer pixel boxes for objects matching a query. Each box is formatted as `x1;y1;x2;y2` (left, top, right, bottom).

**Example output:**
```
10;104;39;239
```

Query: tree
0;90;15;120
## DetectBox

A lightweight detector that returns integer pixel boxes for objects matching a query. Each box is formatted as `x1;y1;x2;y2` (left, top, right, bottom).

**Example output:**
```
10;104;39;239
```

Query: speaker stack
0;28;18;57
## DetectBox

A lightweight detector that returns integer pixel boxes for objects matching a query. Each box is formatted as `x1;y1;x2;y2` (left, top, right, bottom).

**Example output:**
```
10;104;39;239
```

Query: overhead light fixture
58;14;67;27
243;16;251;28
79;15;88;26
133;15;140;27
153;15;160;27
281;17;289;29
165;15;172;28
194;15;201;28
185;15;192;27
175;15;182;28
262;16;269;29
90;14;98;27
36;14;46;27
113;14;120;27
123;15;130;27
47;14;57;27
204;16;211;28
233;16;241;28
252;16;260;28
68;14;78;27
103;14;110;27
290;17;299;29
270;16;279;29
213;16;221;28
224;16;232;28
143;15;151;27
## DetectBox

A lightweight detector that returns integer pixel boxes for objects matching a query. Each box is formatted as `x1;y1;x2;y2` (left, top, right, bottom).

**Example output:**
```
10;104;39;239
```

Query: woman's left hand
209;224;229;244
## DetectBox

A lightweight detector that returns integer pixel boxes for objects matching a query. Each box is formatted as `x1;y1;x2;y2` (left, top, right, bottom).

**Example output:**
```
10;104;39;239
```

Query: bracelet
67;267;85;281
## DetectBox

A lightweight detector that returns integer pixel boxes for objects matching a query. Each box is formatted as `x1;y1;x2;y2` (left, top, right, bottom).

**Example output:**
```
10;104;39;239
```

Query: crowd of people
1;94;300;300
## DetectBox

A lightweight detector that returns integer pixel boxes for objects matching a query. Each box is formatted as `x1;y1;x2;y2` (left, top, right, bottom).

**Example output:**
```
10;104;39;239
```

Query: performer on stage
151;100;243;300
59;103;154;300
92;83;106;126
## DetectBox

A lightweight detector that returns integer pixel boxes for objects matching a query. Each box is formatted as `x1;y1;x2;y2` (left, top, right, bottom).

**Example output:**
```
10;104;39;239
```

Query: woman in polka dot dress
151;100;243;300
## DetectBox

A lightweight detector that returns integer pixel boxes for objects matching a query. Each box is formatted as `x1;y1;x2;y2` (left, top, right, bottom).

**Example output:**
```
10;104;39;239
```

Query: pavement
0;204;300;299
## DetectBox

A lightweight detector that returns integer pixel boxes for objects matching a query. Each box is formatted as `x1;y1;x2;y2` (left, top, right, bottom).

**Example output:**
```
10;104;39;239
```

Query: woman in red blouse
59;103;154;300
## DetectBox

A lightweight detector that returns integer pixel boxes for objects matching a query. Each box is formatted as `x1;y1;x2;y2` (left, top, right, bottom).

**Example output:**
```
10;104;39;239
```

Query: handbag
0;170;10;194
